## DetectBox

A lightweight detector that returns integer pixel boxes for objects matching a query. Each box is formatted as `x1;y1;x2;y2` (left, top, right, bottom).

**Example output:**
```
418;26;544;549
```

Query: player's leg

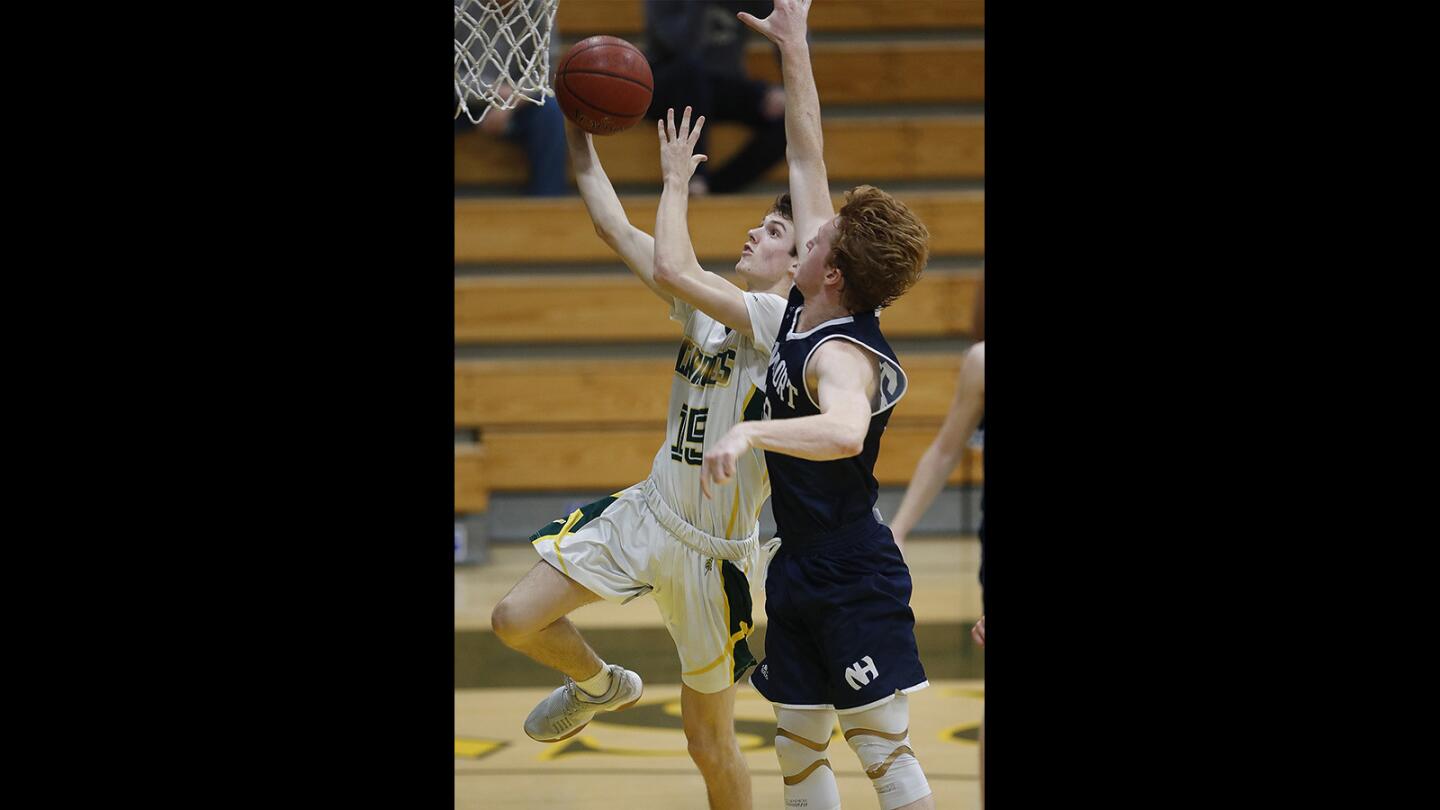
660;542;760;807
838;693;933;810
773;705;841;810
681;682;752;810
751;547;844;808
490;558;604;679
495;490;652;742
813;533;932;808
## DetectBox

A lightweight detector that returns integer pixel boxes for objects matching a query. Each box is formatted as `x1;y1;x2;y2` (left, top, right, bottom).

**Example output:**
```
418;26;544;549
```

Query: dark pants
509;100;567;196
454;99;569;197
647;59;787;193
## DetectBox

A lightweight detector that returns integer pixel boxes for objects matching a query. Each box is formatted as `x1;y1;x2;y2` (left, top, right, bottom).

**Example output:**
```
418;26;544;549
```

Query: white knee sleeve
773;707;841;810
839;694;932;810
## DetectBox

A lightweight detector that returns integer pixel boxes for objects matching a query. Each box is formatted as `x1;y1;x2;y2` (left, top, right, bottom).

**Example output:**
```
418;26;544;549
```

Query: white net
454;0;560;124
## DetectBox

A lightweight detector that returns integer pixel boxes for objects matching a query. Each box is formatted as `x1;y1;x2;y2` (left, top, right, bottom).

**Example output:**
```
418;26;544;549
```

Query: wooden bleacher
455;444;489;513
454;1;985;519
556;0;985;35
457;353;964;428
455;270;980;344
455;350;980;507
743;41;983;105
456;191;983;263
457;115;984;187
462;425;981;493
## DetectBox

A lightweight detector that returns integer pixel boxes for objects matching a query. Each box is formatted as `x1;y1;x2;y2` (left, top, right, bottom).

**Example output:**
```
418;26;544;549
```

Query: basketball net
454;0;560;124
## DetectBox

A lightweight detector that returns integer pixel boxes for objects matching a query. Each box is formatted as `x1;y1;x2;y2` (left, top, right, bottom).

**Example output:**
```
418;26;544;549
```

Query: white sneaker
523;665;644;743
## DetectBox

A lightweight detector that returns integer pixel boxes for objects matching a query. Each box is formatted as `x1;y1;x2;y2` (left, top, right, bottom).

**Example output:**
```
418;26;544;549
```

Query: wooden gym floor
455;535;984;808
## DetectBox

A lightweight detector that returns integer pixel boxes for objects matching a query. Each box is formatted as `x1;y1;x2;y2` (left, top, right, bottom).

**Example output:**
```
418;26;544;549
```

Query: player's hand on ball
700;425;752;499
657;106;707;185
738;0;811;47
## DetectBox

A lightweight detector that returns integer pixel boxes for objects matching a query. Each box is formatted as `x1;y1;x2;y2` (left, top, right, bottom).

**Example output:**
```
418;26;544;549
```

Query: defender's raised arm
739;0;833;253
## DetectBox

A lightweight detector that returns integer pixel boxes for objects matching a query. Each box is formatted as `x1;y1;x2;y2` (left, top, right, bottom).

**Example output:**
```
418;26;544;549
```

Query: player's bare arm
889;342;985;546
653;105;764;337
739;0;833;255
564;119;667;303
700;339;875;498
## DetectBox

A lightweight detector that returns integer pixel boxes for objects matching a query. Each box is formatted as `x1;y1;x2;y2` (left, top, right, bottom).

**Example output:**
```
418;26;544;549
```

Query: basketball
554;35;654;136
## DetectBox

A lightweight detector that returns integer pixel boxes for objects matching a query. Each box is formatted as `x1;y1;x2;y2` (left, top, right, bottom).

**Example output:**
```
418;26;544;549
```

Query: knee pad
839;694;932;810
773;707;841;810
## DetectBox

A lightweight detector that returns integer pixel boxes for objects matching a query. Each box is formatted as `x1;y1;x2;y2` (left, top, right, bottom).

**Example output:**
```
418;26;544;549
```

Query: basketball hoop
455;0;561;124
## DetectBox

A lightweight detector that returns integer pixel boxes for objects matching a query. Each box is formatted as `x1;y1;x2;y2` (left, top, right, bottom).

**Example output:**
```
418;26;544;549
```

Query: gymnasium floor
455;535;984;808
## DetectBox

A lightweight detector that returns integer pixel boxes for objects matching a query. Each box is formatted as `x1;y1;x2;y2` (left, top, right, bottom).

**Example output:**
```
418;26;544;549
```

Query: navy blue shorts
751;517;928;713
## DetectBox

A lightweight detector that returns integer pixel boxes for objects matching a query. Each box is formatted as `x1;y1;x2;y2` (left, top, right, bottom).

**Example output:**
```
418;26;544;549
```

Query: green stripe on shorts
527;493;620;543
721;559;757;683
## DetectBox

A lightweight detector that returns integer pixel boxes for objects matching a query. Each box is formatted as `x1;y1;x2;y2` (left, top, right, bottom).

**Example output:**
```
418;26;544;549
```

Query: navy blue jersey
762;286;908;545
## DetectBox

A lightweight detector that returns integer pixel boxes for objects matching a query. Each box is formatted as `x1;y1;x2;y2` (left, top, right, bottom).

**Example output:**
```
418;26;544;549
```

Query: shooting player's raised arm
565;119;667;303
652;106;761;337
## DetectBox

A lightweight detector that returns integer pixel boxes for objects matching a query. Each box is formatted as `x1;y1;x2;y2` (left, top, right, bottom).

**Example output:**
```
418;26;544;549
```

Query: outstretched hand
657;106;707;186
737;0;812;47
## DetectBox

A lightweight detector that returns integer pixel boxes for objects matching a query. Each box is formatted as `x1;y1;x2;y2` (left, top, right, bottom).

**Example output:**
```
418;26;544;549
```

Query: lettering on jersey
879;360;901;408
767;350;799;411
674;338;736;389
670;405;708;466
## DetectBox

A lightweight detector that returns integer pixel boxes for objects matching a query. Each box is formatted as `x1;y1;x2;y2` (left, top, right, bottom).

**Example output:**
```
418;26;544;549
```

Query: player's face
796;216;841;297
736;214;797;286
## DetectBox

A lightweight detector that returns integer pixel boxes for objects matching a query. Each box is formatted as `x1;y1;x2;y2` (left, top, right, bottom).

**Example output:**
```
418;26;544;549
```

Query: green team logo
674;338;736;388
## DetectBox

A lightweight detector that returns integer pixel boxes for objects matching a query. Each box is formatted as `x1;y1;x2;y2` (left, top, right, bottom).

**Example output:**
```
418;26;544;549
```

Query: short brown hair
830;185;929;312
769;193;797;257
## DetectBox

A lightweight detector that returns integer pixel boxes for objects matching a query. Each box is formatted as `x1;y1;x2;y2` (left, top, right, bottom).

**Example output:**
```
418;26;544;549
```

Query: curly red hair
830;185;929;312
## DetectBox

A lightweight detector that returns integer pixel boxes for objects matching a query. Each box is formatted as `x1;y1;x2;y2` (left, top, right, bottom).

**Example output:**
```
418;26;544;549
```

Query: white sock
575;663;613;698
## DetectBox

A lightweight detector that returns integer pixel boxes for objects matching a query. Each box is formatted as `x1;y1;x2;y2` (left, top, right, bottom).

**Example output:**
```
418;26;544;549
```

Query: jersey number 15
670;405;708;466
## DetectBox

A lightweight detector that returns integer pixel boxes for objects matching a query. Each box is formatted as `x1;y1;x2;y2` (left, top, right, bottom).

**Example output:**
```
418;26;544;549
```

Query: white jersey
649;291;789;542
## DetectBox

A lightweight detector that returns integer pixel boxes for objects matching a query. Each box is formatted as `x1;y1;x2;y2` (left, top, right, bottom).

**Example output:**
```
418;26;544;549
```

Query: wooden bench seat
455;444;489;512
456;270;980;343
456;115;984;187
456;191;983;263
457;352;967;428
744;40;984;105
456;425;980;502
454;348;980;510
556;0;985;36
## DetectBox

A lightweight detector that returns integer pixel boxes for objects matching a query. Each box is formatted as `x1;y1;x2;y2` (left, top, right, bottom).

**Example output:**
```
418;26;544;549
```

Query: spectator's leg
648;57;715;186
704;75;787;194
509;100;569;197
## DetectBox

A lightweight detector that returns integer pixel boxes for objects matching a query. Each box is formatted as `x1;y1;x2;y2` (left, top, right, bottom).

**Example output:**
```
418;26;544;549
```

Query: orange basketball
555;36;654;136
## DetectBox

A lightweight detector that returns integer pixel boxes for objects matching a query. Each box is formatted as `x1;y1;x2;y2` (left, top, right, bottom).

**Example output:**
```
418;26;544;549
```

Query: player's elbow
652;258;680;291
834;424;867;458
594;219;622;245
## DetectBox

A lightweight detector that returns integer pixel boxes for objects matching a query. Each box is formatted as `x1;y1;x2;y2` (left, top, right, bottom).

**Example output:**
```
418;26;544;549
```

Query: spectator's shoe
523;665;644;742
